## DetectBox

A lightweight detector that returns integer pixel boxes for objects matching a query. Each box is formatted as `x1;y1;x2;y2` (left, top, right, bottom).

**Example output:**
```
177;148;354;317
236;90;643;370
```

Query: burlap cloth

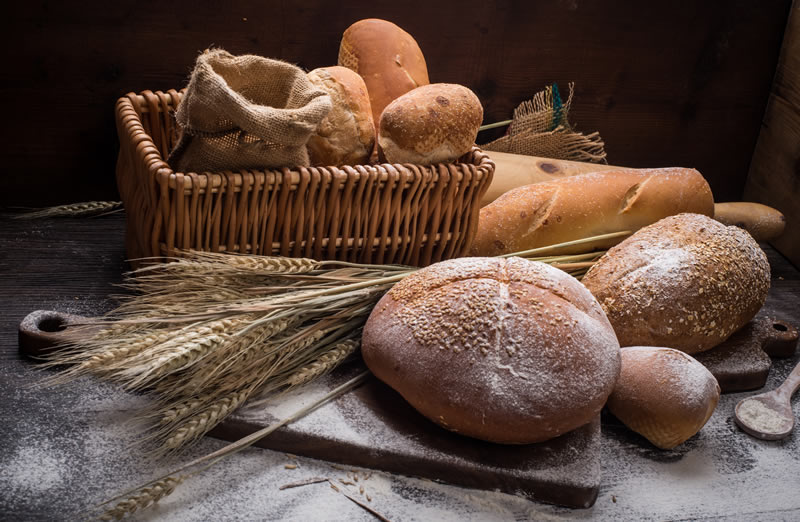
168;49;332;172
482;83;607;163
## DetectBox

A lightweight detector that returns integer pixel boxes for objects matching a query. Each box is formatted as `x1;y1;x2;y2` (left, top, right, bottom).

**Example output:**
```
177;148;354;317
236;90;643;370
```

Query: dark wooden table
2;212;799;521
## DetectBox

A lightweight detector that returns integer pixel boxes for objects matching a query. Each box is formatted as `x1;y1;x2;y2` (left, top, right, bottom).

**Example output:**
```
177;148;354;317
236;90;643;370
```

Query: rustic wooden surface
0;0;791;207
2;213;800;520
744;3;800;268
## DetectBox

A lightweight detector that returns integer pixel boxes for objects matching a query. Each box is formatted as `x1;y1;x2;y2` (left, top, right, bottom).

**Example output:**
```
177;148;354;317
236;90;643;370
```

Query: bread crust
470;168;714;256
377;83;483;164
607;346;721;449
582;213;770;354
362;257;621;444
338;18;429;128
306;66;375;166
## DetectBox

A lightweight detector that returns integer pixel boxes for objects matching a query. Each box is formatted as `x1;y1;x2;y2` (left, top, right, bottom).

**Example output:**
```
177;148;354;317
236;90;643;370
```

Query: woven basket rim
117;89;495;192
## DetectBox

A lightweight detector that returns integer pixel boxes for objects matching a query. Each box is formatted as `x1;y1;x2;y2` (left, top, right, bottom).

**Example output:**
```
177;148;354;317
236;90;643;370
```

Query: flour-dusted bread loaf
377;83;483;164
470;168;714;256
306;66;375;166
608;346;721;449
338;18;429;130
362;257;621;444
582;213;770;354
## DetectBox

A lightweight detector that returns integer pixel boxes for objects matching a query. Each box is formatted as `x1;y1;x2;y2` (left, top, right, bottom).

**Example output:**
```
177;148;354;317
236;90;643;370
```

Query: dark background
1;0;792;206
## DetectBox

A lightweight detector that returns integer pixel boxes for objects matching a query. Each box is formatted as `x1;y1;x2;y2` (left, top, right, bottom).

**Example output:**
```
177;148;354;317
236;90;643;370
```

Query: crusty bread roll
582;213;770;354
608;346;721;449
306;66;375;166
470;168;714;257
362;257;621;444
338;18;429;130
378;83;483;164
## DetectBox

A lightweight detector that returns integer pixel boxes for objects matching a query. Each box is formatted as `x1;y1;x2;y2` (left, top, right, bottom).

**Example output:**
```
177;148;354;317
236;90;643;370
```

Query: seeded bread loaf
470;168;714;256
362;257;621;444
306;66;375;166
582;213;770;354
377;83;483;164
608;346;721;449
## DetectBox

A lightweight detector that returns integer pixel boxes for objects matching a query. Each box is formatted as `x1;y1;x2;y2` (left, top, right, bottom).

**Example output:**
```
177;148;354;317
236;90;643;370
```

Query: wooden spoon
734;359;800;440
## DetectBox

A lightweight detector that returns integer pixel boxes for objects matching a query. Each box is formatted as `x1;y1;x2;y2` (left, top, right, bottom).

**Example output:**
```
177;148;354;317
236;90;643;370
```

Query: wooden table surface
1;212;799;521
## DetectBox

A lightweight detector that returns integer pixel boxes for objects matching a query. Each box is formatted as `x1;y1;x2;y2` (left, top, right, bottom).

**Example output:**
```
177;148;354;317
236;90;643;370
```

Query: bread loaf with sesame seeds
469;168;714;257
608;346;720;449
377;83;483;164
582;213;770;354
361;256;621;444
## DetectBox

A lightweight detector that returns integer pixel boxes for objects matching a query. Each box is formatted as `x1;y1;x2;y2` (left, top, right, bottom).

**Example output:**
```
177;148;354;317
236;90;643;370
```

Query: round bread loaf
378;83;483;164
362;257;621;444
608;346;721;449
306;66;375;166
582;213;770;354
338;18;429;129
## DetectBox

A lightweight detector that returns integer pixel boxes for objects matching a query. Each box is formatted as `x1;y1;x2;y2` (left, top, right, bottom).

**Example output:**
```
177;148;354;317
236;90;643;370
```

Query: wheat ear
12;200;123;219
91;371;369;520
99;476;184;520
286;339;359;389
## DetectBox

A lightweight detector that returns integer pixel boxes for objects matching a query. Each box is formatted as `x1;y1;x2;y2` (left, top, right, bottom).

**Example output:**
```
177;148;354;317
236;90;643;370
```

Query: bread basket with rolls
115;90;492;268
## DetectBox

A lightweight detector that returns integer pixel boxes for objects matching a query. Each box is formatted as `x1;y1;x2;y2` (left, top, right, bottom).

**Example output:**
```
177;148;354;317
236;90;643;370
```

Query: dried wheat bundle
42;231;628;462
46;231;630;519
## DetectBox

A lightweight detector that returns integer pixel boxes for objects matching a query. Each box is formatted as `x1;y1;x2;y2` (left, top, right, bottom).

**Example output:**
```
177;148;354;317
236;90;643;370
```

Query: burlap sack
168;49;332;172
482;83;607;163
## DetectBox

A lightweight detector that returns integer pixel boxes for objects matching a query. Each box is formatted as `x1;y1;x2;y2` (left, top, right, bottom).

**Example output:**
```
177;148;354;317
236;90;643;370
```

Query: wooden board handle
18;310;97;358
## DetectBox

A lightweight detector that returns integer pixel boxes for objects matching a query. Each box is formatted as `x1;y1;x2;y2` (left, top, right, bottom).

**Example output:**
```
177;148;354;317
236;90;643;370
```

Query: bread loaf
338;19;429;130
470;168;714;256
582;213;770;354
607;346;721;449
378;83;483;164
306;66;375;166
362;257;621;444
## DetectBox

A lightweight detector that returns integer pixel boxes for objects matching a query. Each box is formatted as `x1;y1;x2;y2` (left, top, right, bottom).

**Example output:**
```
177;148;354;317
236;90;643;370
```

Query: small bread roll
608;347;721;449
306;66;375;166
378;83;483;164
362;256;621;444
582;213;770;354
338;18;429;129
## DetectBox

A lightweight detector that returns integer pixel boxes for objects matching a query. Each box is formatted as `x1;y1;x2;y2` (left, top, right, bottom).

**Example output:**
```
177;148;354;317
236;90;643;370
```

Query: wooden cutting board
694;315;798;392
211;360;602;509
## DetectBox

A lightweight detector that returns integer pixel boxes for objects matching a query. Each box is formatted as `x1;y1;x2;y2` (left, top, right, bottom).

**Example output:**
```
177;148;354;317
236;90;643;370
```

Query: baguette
469;168;714;256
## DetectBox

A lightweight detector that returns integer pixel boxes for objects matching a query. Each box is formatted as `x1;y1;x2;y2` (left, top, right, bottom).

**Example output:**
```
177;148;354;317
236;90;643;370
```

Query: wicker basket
115;90;494;266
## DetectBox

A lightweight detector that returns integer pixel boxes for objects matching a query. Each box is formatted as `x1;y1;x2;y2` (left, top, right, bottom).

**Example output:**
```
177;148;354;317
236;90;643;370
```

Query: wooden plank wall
0;0;791;206
744;2;800;267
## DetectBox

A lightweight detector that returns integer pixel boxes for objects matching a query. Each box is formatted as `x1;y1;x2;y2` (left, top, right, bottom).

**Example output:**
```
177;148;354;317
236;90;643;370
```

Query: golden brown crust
306;66;375;166
582;213;771;354
338;18;429;128
470;168;715;257
377;83;483;165
362;257;621;444
607;346;720;449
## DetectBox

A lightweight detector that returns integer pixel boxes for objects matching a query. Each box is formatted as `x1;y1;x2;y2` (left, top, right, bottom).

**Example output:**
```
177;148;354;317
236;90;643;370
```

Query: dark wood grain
0;0;790;207
744;4;800;267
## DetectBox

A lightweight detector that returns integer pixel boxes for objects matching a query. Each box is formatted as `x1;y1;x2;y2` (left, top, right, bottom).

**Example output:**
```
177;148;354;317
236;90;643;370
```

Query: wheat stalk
12;200;123;219
91;371;369;520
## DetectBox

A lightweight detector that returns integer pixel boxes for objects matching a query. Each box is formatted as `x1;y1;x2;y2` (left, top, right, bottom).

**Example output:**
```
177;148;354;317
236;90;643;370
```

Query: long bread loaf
469;168;714;256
